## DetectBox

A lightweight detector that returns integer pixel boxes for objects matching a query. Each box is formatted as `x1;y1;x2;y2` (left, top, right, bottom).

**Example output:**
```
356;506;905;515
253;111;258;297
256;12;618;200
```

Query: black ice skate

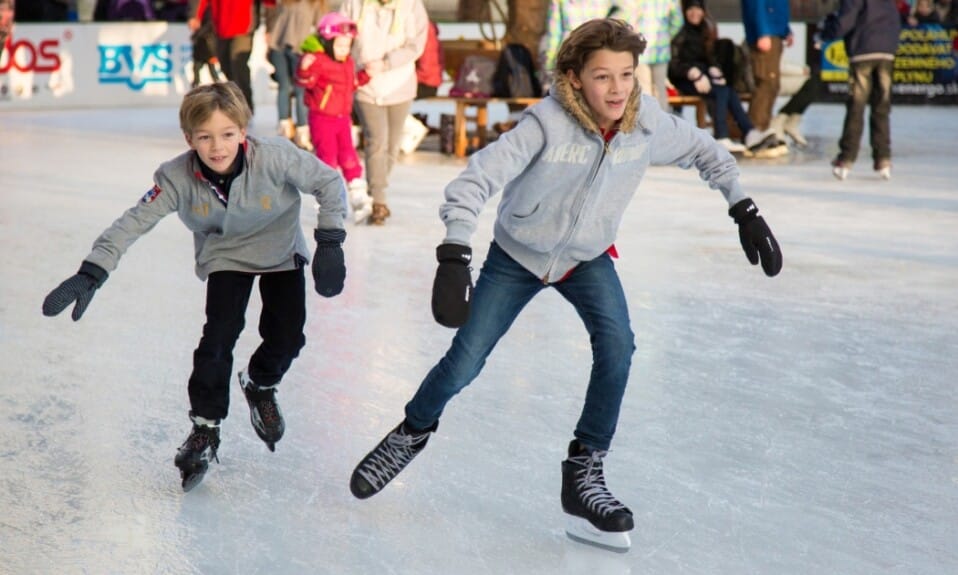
350;420;437;499
174;423;220;492
561;440;634;553
238;370;285;452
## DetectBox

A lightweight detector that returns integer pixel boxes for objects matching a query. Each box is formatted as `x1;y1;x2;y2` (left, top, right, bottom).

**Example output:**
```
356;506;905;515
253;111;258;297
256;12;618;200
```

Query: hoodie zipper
540;136;609;283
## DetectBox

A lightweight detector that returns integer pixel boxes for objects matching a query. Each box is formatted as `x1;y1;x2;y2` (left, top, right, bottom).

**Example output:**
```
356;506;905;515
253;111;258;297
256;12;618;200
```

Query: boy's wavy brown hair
555;18;647;77
179;81;252;135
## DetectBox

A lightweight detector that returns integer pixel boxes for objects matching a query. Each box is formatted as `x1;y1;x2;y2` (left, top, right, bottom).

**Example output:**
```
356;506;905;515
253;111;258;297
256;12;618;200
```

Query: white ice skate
348;179;373;224
564;515;632;553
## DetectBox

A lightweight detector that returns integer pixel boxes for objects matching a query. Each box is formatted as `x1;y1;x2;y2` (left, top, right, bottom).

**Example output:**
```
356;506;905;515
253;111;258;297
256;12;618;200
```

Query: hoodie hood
550;70;642;136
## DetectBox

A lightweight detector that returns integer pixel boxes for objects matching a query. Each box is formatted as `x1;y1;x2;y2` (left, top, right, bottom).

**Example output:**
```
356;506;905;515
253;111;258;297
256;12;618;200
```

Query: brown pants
748;36;783;131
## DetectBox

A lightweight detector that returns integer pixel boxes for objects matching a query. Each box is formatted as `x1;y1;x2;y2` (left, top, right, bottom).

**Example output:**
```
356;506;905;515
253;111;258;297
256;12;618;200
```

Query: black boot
238;370;285;452
174;420;220;492
561;440;634;533
350;419;438;499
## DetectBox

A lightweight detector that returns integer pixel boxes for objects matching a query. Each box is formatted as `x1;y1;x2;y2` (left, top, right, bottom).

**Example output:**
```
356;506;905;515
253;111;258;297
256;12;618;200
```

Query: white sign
1;23;274;110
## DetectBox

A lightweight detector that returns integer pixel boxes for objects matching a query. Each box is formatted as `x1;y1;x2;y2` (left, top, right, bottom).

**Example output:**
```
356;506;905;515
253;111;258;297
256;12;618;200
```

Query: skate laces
185;426;220;463
358;427;428;489
253;391;281;427
569;450;627;517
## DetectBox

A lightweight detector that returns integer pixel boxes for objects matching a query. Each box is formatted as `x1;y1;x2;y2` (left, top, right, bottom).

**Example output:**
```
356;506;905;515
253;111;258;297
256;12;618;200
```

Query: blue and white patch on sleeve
141;185;162;204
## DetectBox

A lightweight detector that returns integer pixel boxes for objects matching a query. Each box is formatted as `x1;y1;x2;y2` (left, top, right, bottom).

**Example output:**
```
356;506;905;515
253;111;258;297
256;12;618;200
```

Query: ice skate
561;440;633;553
294;125;314;152
238;370;285;452
832;157;851;181
783;114;807;147
347;179;373;224
874;159;891;180
277;118;295;140
350;419;437;499
174;420;220;492
369;202;391;226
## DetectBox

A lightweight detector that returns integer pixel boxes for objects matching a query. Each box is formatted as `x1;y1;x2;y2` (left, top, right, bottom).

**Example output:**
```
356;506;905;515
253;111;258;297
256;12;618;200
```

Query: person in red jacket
416;19;443;98
189;0;260;112
297;13;373;223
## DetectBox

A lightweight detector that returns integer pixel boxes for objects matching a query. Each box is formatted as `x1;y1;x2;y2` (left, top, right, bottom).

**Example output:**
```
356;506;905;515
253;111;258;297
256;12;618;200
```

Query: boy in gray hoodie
42;82;348;492
348;19;782;552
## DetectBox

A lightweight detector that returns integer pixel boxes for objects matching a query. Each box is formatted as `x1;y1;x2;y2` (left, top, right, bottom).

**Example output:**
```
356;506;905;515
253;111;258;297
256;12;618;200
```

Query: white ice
1;100;956;575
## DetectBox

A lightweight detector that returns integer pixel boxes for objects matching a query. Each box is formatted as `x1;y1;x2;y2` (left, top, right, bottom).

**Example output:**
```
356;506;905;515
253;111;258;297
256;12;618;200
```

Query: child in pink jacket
297;12;372;223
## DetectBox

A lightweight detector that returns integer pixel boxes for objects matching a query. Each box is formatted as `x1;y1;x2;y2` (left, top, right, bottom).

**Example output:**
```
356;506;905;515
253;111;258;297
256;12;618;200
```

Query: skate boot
277;118;295;140
174;418;221;492
347;179;373;224
350;419;438;499
369;202;391;226
294;125;314;152
238;370;285;452
561;440;634;553
831;157;851;181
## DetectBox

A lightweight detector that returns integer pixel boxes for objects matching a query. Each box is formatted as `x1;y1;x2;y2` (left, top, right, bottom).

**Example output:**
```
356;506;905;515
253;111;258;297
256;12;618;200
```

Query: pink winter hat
317;13;358;40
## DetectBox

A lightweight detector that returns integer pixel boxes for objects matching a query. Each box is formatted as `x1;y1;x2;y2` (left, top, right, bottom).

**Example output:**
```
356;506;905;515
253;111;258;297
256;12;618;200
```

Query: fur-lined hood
550;70;643;135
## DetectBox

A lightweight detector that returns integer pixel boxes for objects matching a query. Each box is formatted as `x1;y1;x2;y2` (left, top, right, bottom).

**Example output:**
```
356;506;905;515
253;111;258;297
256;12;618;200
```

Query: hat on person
317;12;358;40
683;0;706;10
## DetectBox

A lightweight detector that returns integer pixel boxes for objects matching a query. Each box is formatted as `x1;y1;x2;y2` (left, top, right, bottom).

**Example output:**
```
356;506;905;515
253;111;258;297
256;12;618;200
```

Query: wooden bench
425;92;754;158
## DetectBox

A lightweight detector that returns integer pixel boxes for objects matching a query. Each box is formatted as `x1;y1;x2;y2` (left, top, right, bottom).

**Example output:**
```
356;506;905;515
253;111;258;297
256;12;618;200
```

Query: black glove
312;228;346;297
431;243;473;328
42;261;109;321
729;198;782;277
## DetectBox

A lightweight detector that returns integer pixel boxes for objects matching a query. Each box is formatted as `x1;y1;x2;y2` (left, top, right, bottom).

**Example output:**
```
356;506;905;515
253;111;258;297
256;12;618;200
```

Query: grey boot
784;114;807;147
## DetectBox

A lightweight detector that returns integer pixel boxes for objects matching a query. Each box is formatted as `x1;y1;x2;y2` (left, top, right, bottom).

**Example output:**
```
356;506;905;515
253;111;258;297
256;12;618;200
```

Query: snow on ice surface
1;101;956;575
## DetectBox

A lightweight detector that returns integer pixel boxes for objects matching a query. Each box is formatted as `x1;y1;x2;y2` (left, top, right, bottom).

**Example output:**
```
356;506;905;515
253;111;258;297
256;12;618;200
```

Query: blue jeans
405;242;635;451
268;47;307;126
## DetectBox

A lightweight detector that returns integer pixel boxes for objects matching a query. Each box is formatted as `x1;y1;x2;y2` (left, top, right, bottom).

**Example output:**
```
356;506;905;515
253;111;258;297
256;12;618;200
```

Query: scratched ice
1;101;956;575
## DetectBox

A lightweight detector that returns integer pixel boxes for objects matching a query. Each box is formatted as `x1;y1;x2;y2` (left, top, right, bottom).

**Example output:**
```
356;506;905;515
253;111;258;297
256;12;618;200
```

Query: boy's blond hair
556;19;647;77
179;82;253;135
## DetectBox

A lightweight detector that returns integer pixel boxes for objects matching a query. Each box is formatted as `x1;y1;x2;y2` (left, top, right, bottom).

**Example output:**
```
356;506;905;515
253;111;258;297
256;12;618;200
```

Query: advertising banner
1;23;273;110
820;23;958;105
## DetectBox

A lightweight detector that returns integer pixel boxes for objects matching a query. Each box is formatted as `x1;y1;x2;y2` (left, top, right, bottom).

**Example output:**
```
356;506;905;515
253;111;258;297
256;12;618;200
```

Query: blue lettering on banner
98;44;174;90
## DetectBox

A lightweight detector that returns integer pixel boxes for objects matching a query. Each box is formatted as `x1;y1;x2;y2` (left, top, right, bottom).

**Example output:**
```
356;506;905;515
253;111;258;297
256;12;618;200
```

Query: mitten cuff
436;243;472;264
314;228;346;245
728;198;759;225
78;261;109;286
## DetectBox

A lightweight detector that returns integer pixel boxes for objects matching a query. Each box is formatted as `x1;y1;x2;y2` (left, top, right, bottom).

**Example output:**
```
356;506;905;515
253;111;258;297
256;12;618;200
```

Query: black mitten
42;261;109;321
729;198;782;277
312;228;346;297
431;243;474;328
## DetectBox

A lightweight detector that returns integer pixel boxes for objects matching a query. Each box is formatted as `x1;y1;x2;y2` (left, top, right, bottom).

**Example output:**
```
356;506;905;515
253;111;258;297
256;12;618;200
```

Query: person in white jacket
339;0;428;225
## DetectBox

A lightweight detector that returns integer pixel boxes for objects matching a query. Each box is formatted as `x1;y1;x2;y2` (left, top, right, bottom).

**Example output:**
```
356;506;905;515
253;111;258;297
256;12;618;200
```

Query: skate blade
565;516;631;553
181;470;207;492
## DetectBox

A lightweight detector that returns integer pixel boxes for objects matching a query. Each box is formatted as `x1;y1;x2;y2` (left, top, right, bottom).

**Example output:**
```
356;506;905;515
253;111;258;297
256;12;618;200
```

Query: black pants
216;33;255;113
188;268;306;421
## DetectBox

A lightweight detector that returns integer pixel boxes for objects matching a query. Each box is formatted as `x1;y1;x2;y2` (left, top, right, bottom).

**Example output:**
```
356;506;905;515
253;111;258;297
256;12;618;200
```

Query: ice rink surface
1;100;956;575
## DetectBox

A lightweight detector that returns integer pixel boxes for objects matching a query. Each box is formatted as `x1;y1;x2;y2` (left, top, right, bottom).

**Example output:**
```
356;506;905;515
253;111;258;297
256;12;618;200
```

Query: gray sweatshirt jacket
440;75;747;283
84;135;346;280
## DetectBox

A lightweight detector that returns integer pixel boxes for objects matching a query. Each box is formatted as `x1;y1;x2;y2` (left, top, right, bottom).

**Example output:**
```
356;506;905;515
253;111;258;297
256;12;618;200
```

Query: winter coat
439;73;746;283
339;0;429;106
667;22;718;86
821;0;901;62
540;0;615;74
268;0;325;53
297;50;366;117
623;0;683;65
740;0;792;45
416;20;443;88
195;0;258;39
83;136;346;281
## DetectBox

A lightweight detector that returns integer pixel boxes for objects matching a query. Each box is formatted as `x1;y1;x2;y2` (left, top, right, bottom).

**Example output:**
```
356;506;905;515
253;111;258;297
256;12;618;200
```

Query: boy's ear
566;69;582;90
184;132;194;148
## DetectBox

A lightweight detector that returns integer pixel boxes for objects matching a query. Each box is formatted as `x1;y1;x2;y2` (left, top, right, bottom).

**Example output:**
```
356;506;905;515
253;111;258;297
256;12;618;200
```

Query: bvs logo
0;37;62;74
98;43;173;90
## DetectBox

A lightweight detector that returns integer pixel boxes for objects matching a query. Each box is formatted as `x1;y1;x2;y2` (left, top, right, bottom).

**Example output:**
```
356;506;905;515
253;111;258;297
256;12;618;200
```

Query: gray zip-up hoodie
84;135;346;280
440;74;747;283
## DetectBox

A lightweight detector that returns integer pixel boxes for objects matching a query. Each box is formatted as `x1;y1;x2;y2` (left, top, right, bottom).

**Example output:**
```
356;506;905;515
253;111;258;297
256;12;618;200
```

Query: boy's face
185;109;246;175
566;49;636;131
